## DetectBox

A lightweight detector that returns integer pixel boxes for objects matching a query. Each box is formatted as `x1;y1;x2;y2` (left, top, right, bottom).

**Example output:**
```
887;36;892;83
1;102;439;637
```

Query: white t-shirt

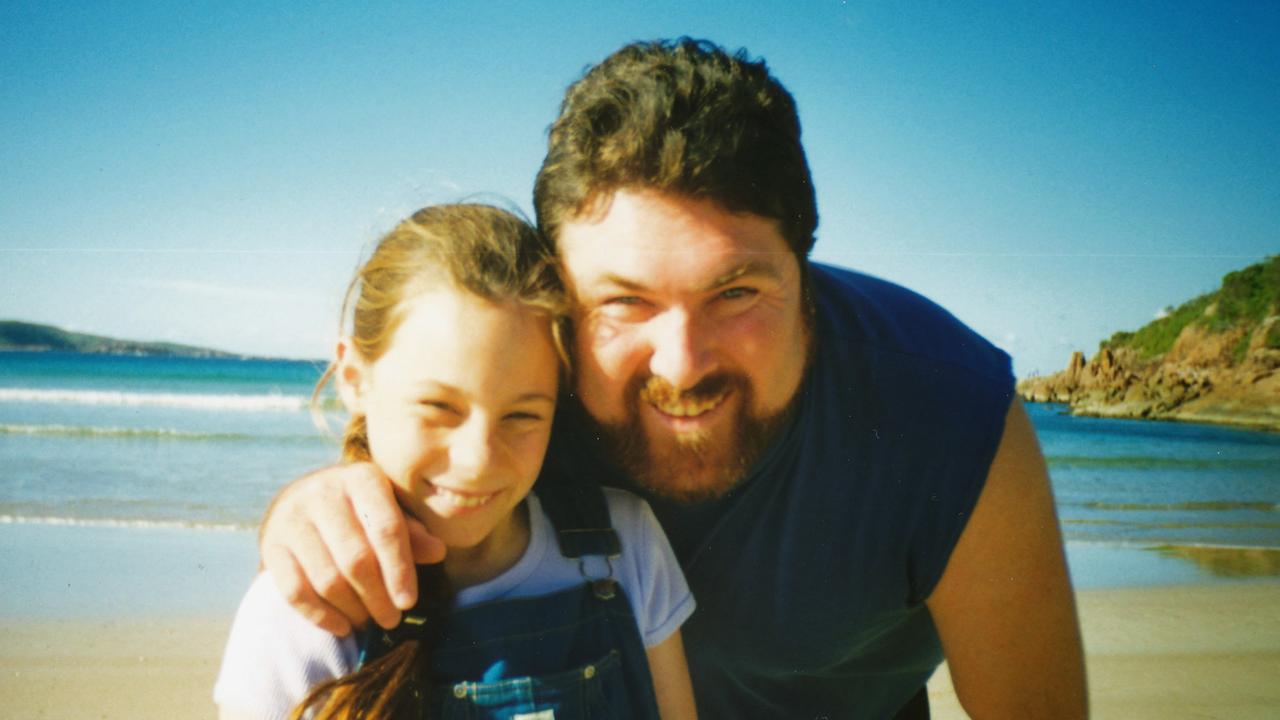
214;488;695;719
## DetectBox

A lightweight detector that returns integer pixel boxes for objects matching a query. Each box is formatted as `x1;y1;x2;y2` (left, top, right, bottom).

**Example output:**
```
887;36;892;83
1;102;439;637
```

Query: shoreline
1;523;1276;717
0;583;1274;718
2;522;1278;620
1065;404;1280;435
1024;398;1280;434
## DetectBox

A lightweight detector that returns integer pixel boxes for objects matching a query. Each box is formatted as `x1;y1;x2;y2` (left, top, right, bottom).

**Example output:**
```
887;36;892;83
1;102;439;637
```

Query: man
261;39;1086;718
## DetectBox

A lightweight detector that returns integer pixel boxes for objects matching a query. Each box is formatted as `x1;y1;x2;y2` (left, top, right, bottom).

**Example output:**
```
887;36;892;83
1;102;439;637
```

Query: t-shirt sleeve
213;573;359;719
604;488;697;648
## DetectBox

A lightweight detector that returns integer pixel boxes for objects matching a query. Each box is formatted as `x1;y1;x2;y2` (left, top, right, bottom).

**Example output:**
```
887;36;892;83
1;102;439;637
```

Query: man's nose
647;308;714;391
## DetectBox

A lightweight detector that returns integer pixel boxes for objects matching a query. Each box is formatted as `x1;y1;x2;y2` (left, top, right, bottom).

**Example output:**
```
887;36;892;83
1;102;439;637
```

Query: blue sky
2;1;1276;377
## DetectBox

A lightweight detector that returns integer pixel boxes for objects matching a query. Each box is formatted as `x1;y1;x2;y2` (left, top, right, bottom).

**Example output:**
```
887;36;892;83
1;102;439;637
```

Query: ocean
1;351;1278;617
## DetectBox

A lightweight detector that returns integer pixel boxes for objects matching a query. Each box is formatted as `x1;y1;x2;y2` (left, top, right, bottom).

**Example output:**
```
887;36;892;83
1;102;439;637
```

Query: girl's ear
334;337;368;414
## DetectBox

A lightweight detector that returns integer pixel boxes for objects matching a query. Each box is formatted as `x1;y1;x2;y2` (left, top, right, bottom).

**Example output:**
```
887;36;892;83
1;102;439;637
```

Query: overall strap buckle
534;462;622;601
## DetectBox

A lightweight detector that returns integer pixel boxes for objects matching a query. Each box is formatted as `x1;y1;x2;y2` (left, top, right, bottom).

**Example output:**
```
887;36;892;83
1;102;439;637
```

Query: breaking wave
0;387;309;411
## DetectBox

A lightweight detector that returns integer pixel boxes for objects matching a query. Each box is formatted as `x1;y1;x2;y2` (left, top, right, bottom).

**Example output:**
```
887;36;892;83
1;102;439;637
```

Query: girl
214;205;697;719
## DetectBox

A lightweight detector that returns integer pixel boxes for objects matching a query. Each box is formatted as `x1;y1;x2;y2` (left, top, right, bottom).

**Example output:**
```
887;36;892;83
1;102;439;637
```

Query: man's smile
640;380;731;419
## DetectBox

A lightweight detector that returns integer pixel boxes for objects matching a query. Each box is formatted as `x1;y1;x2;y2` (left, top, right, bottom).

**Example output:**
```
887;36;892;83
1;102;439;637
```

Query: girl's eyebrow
415;383;555;406
411;380;459;396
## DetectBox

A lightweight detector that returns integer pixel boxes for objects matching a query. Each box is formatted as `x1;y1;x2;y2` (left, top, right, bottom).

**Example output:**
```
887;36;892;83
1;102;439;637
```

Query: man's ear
334;338;368;414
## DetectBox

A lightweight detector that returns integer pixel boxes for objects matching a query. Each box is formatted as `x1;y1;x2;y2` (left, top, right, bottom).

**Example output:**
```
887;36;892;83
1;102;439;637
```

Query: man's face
558;189;810;501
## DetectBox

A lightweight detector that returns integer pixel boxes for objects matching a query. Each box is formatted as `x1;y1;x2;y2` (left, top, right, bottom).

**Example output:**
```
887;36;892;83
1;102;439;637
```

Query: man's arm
258;462;444;635
926;400;1088;719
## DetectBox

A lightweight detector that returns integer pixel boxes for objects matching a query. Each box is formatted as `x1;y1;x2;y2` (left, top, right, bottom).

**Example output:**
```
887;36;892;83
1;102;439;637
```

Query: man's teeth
646;392;727;418
434;487;496;508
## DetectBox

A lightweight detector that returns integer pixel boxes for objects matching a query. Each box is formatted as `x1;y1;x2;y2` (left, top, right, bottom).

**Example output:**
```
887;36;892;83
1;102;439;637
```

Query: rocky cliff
1017;256;1280;432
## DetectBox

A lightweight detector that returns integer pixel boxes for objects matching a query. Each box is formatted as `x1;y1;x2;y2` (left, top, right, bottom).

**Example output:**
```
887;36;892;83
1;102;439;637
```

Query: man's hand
258;462;446;636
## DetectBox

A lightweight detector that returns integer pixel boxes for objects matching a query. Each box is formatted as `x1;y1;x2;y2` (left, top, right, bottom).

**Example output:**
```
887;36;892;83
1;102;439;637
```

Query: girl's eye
503;411;549;433
420;400;459;415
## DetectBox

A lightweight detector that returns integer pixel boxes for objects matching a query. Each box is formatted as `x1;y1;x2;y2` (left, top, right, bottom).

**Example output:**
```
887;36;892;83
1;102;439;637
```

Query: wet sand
929;582;1280;719
0;583;1276;718
0;615;231;720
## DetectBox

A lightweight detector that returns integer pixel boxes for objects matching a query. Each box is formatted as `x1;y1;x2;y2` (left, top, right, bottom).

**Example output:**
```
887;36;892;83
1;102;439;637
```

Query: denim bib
358;475;661;720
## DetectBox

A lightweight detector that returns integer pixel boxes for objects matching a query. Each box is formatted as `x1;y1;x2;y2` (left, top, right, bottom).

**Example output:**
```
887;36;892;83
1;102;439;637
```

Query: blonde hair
310;203;568;461
296;203;567;719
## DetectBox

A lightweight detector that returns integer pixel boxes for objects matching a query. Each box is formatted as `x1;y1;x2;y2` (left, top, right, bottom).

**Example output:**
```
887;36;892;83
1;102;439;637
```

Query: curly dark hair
534;37;818;260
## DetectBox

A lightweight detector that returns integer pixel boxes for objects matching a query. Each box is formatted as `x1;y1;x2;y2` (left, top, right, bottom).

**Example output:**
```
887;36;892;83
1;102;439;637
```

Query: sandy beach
929;581;1280;719
0;582;1274;718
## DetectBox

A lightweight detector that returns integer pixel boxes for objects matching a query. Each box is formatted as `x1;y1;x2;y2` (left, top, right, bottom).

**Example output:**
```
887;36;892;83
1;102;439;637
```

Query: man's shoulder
810;262;1011;385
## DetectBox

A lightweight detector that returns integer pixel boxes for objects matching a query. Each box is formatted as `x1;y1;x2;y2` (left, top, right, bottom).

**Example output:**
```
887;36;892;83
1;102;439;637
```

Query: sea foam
0;387;308;411
0;514;249;532
0;423;324;443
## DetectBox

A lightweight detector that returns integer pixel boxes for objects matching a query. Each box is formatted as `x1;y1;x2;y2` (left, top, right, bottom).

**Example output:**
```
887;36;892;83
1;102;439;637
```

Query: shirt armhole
911;390;1014;604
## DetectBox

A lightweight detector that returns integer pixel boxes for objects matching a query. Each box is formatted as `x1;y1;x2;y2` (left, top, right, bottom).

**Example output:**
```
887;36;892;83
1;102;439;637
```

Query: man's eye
598;295;653;320
719;287;757;301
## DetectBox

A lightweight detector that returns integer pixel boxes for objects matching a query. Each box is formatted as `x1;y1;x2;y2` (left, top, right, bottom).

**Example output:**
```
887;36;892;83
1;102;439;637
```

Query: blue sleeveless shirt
554;263;1015;718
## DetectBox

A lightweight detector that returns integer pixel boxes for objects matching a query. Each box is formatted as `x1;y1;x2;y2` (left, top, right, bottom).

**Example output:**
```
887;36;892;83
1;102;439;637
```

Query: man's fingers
257;462;426;632
407;519;447;565
260;483;370;633
345;468;422;611
293;519;379;630
261;541;354;637
308;488;403;630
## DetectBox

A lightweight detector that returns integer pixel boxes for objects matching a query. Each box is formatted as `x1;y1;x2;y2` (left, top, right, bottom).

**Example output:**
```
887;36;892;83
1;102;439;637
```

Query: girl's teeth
435;487;495;508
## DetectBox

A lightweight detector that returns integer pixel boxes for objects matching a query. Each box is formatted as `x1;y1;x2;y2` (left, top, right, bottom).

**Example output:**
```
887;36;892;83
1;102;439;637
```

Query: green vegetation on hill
0;320;236;358
1102;256;1280;361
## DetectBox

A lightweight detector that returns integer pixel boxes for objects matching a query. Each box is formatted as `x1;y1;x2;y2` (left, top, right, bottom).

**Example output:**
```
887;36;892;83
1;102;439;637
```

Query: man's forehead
561;242;795;292
554;189;796;285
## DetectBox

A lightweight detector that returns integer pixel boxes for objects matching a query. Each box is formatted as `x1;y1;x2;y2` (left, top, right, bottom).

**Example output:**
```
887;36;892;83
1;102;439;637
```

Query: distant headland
1018;256;1280;432
0;320;241;359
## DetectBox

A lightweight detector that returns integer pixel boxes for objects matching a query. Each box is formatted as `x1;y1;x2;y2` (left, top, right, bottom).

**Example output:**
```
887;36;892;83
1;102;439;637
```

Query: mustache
638;374;736;407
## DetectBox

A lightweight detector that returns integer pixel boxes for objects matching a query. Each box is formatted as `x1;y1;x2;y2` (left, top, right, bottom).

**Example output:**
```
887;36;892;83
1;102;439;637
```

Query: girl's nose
449;418;496;477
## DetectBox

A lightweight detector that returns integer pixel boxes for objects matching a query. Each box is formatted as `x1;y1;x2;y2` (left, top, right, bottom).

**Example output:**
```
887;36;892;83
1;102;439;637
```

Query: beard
581;371;797;503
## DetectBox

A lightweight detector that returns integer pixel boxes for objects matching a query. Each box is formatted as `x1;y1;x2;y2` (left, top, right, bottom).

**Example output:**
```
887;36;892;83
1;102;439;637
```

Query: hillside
1017;256;1280;432
0;320;239;358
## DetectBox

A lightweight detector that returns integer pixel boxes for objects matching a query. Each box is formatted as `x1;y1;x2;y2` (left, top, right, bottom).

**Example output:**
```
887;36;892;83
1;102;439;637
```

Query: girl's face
338;287;559;551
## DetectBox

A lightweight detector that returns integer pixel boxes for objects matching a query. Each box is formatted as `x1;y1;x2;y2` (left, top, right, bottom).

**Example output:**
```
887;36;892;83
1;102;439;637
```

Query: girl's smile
428;484;501;511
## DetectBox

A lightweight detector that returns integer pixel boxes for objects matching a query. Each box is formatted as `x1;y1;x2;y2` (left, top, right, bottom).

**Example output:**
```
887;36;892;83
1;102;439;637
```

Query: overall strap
534;465;621;560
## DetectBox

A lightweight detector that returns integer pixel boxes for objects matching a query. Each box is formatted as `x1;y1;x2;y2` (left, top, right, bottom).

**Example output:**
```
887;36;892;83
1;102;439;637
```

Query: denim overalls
358;476;662;720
